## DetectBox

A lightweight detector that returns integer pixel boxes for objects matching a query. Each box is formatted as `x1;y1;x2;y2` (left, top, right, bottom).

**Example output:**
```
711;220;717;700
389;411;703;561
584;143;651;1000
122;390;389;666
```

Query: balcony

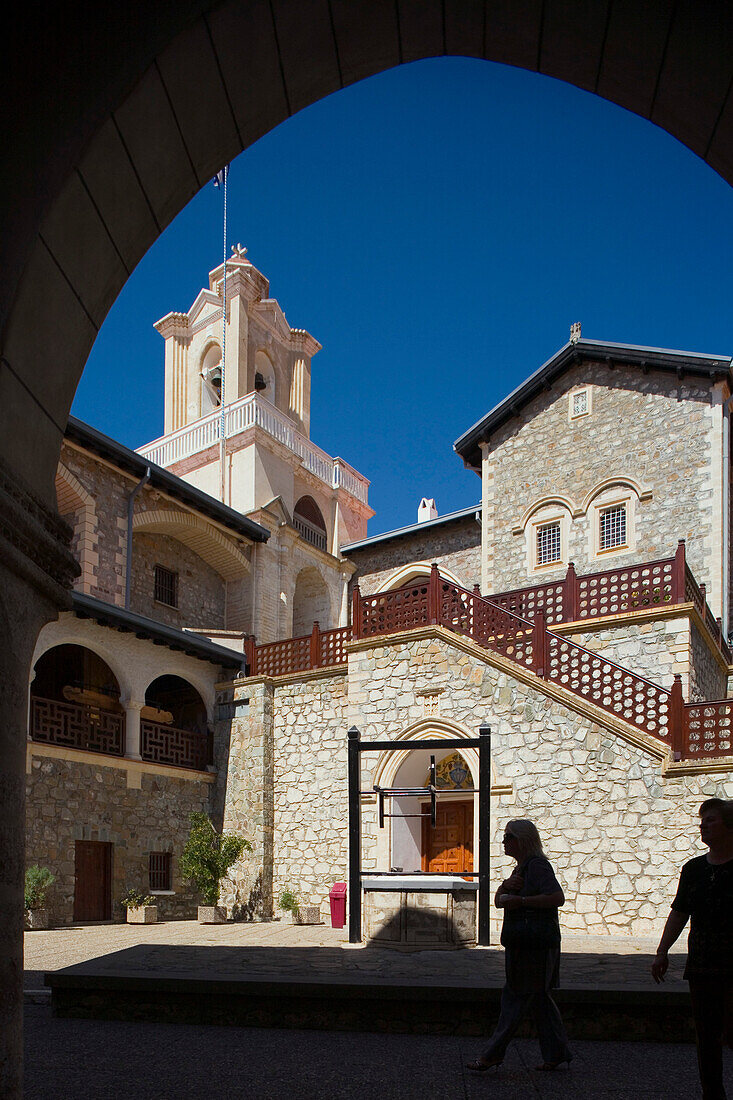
137;393;370;505
30;697;211;771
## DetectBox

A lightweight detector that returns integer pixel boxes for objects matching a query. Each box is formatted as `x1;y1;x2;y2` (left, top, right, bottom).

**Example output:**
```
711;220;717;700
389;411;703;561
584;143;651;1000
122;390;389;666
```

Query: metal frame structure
347;722;492;945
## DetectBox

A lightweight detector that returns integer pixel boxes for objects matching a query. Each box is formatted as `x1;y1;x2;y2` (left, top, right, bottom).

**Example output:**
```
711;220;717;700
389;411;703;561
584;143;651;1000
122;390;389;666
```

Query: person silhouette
652;798;733;1100
467;818;571;1074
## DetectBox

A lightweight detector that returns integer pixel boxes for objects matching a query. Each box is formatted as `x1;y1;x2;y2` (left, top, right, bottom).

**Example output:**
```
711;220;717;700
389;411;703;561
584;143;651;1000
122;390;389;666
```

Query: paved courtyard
24;917;689;993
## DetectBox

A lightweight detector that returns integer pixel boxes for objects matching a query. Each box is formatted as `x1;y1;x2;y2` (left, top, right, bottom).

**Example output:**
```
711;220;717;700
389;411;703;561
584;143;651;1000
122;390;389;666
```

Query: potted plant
25;865;54;930
179;811;250;923
278;887;321;926
120;888;158;924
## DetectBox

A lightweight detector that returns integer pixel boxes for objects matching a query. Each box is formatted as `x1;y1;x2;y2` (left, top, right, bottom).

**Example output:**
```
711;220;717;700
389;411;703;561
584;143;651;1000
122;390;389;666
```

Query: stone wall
483;362;719;609
25;753;211;923
229;629;733;937
345;631;733;936
568;618;690;696
129;532;226;629
271;672;349;911
346;514;481;596
689;621;728;702
217;681;275;920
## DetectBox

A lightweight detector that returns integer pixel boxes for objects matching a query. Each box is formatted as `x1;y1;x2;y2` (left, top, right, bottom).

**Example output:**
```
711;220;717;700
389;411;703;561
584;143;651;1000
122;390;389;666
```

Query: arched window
293;496;327;552
292;566;332;636
144;675;208;733
254;350;276;404
200;343;222;415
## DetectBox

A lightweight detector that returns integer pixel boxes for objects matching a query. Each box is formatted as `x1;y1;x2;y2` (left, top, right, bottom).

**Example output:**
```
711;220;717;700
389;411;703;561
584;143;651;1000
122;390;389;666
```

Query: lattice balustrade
30;696;124;756
488;583;566;625
684;701;733;757
545;636;671;741
254;635;311;677
140;721;209;771
577;559;675;619
319;627;350;667
468;597;535;670
359;581;431;637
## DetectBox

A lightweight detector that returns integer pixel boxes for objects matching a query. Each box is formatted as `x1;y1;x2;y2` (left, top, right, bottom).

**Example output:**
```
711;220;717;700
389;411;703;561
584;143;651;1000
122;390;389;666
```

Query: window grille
154;564;179;608
571;390;588;417
149;851;172;891
536;522;561;566
599;505;626;550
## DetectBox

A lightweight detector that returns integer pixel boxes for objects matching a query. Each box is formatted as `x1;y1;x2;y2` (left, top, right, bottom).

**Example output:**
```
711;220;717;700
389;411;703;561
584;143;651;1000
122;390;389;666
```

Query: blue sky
73;57;733;536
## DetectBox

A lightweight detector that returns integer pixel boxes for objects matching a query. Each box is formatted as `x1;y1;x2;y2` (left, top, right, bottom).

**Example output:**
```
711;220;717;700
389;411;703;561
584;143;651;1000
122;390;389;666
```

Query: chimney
418;498;438;523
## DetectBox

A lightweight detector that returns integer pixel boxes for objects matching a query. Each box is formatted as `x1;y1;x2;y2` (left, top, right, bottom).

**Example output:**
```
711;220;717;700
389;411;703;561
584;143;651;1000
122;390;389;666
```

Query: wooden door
74;840;112;921
421;799;473;874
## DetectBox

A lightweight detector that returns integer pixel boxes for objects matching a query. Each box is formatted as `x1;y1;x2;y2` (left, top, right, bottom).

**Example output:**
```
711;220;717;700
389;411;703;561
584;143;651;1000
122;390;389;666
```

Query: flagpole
219;165;229;503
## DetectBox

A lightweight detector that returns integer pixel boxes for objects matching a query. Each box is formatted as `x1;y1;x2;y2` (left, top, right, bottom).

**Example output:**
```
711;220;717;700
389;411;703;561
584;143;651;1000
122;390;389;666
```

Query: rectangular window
154;564;179;608
599;505;627;550
536;522;561;566
149;851;172;892
572;390;588;417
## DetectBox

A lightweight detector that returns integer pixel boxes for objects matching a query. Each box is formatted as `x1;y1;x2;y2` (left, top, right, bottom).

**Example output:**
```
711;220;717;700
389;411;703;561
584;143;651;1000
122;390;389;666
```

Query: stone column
480;441;491;595
0;456;78;1100
122;699;144;760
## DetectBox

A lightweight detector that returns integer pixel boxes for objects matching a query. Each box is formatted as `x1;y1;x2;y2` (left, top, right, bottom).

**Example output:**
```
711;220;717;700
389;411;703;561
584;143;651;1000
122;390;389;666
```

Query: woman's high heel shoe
466;1058;503;1073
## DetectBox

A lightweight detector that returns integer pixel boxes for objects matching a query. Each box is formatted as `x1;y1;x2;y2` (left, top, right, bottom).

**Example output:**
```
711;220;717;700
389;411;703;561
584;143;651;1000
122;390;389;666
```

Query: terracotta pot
126;905;158;924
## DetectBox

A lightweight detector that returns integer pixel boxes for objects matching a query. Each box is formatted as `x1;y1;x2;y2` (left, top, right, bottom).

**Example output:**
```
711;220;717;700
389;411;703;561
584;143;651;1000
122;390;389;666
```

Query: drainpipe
125;467;151;609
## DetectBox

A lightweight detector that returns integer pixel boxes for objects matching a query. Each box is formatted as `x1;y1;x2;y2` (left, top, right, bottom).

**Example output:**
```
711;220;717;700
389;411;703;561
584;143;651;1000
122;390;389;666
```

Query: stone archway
4;2;733;1093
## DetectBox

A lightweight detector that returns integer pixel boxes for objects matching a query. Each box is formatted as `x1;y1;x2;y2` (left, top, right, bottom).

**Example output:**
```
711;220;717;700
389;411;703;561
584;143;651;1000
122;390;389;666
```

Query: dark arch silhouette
3;3;733;1094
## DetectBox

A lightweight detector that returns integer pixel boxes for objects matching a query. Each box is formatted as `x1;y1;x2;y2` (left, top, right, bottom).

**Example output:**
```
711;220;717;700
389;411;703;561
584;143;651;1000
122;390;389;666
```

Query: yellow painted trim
26;741;215;783
236;665;348;687
662;755;733;777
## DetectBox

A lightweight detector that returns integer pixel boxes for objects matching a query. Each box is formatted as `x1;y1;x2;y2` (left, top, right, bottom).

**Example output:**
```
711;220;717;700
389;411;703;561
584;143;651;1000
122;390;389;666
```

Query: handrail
137;392;370;504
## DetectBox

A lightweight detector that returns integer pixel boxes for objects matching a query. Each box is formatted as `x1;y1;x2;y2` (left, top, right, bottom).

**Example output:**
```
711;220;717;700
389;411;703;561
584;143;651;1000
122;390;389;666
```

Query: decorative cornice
0;455;79;606
153;312;190;340
289;328;321;357
235;665;348;686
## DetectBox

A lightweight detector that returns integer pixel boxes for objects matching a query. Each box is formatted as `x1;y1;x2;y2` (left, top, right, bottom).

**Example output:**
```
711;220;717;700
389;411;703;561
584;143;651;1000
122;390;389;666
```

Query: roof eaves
453;339;733;469
65;417;269;543
341;504;481;553
71;592;244;670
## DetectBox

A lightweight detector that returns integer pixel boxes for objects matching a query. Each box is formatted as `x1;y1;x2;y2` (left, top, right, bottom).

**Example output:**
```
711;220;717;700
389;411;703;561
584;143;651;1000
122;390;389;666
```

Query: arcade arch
4;4;733;1094
292;565;332;637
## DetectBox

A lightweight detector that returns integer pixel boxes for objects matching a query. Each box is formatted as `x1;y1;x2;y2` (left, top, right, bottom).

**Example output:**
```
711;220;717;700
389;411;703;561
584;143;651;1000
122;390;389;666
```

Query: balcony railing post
428;563;441;626
352;583;363;639
310;621;321;669
532;608;547;678
565;562;578;622
672;540;686;604
669;674;685;761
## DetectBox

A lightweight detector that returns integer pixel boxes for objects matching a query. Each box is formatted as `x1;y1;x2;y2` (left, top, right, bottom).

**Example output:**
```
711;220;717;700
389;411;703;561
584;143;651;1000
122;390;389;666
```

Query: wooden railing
240;556;733;759
141;721;211;771
483;541;731;663
244;622;351;678
30;696;124;756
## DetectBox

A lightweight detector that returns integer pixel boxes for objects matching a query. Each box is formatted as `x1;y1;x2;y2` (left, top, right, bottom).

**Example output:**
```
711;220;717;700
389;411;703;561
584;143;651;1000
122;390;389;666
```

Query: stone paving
24;918;688;992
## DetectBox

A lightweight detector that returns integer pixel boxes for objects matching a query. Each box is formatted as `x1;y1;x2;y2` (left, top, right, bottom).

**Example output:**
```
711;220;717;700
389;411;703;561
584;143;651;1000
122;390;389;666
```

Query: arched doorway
390;747;476;875
293;496;328;553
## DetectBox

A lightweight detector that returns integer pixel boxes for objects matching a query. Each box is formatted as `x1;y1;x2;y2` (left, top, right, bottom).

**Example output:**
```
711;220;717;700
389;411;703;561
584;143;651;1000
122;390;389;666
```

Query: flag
213;166;229;189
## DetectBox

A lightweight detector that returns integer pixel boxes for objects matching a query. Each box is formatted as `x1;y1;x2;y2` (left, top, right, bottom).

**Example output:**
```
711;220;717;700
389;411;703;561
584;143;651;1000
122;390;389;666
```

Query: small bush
278;887;300;914
179;812;250;906
25;866;54;910
120;888;155;910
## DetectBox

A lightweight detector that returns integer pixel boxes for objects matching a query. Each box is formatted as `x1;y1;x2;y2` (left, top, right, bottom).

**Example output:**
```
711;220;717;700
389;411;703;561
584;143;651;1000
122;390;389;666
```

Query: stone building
26;254;733;937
